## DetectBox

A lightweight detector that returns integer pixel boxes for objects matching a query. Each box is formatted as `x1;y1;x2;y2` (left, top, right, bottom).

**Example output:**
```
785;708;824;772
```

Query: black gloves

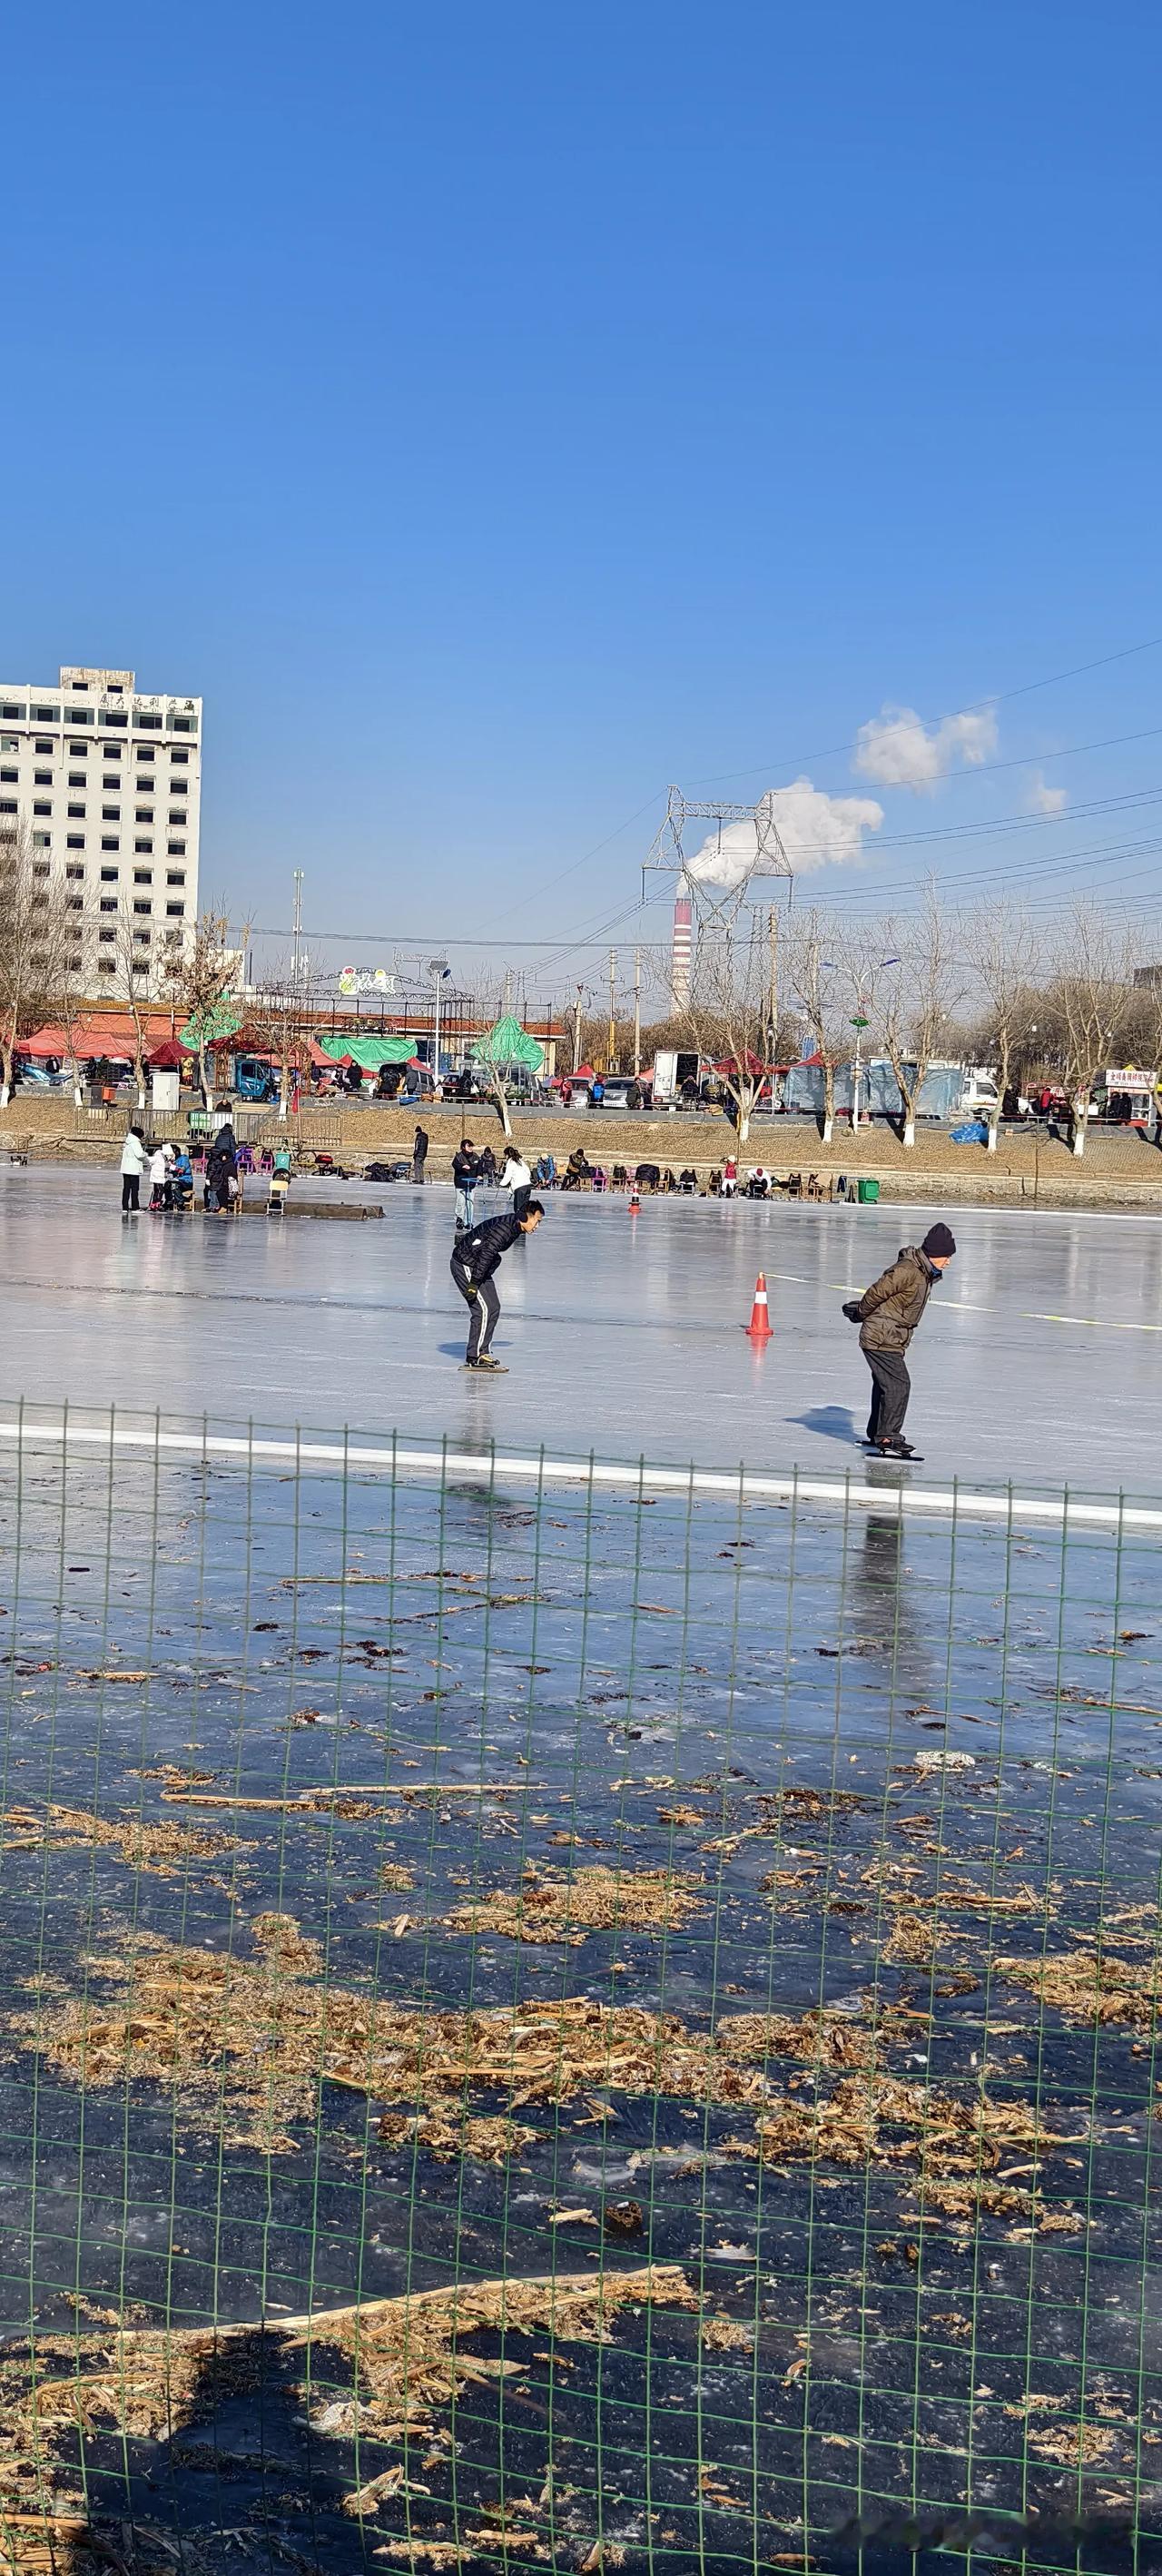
842;1300;862;1324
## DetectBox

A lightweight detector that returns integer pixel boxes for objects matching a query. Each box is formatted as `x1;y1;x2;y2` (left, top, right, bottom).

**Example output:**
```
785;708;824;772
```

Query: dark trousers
864;1347;911;1445
512;1184;530;1219
412;1156;427;1184
450;1258;500;1359
121;1174;140;1211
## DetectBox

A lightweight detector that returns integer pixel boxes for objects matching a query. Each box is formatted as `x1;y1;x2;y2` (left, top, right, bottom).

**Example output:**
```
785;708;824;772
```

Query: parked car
585;1075;652;1110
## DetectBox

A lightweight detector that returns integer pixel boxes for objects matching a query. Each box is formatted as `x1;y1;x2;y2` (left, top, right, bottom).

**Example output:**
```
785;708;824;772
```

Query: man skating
842;1222;955;1460
450;1200;544;1370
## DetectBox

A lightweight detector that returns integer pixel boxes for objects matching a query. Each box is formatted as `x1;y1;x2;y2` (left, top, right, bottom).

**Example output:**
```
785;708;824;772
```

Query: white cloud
854;702;998;792
1025;770;1068;816
686;778;883;892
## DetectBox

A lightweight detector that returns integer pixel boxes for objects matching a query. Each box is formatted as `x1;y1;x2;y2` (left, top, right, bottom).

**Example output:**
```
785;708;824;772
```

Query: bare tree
666;916;778;1143
115;906;154;1111
248;962;314;1122
1053;908;1131;1159
960;902;1041;1152
881;890;963;1148
0;824;75;1108
173;903;241;1110
787;913;851;1143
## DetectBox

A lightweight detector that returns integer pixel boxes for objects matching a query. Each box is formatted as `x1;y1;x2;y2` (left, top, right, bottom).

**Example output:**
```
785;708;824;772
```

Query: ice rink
5;1165;1162;1493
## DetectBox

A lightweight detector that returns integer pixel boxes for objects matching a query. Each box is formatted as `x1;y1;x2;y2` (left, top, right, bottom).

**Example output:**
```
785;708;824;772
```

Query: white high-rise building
0;666;202;993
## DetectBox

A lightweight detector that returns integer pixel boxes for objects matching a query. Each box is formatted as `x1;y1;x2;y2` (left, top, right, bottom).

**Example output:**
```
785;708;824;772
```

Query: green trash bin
857;1177;880;1203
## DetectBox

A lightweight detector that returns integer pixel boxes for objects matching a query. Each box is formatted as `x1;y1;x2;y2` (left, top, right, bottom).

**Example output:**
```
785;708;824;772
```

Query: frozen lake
4;1165;1162;1493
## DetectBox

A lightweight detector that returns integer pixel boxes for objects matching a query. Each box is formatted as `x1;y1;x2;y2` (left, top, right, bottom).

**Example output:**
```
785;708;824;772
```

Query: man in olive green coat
842;1223;956;1459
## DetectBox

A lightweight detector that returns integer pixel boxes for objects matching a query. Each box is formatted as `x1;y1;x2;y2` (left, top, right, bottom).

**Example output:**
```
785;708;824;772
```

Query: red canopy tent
144;1038;191;1071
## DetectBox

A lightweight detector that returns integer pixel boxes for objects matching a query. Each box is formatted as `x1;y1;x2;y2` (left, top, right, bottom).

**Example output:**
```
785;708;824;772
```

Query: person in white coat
499;1143;533;1219
120;1125;147;1215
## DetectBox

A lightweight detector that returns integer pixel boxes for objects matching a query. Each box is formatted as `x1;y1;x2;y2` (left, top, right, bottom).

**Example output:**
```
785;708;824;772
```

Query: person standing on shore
412;1123;429;1185
842;1223;956;1461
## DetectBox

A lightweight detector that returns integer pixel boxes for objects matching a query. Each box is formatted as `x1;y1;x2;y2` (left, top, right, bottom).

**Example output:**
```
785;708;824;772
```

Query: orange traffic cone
628;1187;641;1213
743;1271;773;1340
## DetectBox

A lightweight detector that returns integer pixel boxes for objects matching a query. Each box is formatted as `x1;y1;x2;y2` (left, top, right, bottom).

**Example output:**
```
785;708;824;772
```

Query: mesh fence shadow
0;1406;1157;2575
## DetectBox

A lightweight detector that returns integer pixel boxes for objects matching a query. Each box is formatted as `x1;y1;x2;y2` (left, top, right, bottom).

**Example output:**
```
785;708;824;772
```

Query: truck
652;1049;701;1106
783;1059;1000;1123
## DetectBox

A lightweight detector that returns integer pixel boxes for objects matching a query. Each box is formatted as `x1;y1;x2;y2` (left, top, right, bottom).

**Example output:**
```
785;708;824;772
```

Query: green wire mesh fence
0;1403;1157;2576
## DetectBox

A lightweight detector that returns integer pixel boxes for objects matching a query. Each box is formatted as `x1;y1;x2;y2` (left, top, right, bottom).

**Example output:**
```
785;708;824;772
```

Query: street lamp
428;958;450;1081
849;960;901;1129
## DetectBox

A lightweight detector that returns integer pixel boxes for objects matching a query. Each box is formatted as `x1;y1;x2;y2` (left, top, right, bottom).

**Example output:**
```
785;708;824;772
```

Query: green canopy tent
317;1034;419;1071
474;1016;545;1072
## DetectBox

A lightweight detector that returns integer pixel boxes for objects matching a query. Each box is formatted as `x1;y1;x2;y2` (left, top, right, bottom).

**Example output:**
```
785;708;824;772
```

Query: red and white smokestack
671;879;693;1007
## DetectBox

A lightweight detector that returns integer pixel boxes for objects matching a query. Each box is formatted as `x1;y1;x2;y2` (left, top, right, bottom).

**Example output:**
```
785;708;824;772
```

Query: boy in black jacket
450;1202;545;1369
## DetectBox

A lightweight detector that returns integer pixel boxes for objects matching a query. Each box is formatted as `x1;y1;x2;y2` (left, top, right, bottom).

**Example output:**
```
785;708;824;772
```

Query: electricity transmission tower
643;785;794;932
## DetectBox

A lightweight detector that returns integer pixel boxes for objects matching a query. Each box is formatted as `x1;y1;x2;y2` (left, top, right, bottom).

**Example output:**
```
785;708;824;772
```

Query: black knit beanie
921;1223;956;1258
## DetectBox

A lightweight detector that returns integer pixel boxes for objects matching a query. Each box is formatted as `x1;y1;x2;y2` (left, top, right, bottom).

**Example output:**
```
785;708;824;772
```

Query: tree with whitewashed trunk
174;904;241;1112
666;918;776;1143
960;902;1041;1152
1054;909;1131;1160
116;906;153;1111
881;891;963;1148
0;824;75;1109
787;914;851;1143
248;964;314;1122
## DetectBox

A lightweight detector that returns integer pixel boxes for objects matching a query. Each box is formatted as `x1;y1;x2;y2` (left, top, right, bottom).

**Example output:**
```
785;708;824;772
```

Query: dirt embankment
5;1101;1162;1207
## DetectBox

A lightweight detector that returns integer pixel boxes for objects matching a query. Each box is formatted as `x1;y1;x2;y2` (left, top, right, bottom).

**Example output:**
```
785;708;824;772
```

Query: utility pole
573;982;584;1074
633;947;641;1076
502;968;512;1019
607;948;616;1071
766;907;779;1064
291;871;304;991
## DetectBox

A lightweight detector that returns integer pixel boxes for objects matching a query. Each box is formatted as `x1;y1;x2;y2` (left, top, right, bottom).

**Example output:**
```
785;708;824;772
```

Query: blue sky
3;1;1159;998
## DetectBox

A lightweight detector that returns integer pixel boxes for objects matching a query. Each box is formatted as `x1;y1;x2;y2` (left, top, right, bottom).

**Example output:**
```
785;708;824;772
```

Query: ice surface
3;1165;1162;1493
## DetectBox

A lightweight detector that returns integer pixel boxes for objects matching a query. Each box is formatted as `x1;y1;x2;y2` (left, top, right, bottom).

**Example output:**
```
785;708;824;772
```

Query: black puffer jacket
853;1246;940;1353
452;1211;523;1284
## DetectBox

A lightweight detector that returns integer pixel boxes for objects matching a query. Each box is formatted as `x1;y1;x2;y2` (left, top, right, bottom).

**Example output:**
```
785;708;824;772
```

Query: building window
65;865;84;880
171;749;190;765
99;899;117;914
67;955;83;973
99;710;127;729
97;959;115;974
136;747;155;764
67;804;85;819
0;802;15;816
0;706;26;722
134;712;162;730
100;867;118;883
133;928;150;945
102;806;120;822
34;770;52;786
68;773;86;787
33;831;50;848
168;809;187;826
101;835;119;851
66;895;83;913
66;834;84;850
166;869;185;886
133;867;153;883
165;901;185;917
32;863;50;880
33;801;51;816
133;900;151;917
64;708;94;726
135;808;153;824
169;715;195;733
0;770;15;785
134;839;153;854
31;706;59;723
167;840;185;857
98;929;115;943
34;739;54;755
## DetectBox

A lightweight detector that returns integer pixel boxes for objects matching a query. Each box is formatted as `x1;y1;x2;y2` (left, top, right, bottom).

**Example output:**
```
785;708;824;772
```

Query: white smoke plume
686;778;884;893
1025;769;1068;816
854;702;998;792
